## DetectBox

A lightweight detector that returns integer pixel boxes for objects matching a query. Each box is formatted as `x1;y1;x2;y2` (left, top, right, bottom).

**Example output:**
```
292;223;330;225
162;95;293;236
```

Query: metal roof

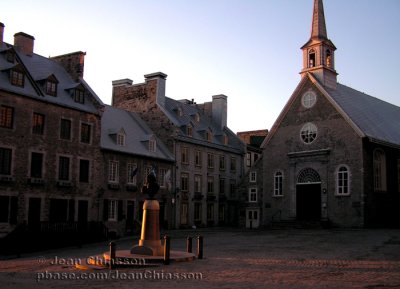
0;42;103;114
161;96;245;154
327;83;400;146
101;105;174;161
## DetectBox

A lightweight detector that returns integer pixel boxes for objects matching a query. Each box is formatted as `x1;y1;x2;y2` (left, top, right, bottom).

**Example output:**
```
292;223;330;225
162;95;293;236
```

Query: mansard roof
101;105;174;162
160;96;245;154
0;42;103;114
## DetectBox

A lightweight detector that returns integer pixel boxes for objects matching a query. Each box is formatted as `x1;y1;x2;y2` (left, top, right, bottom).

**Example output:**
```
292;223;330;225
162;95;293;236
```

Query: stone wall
263;80;364;227
0;90;103;225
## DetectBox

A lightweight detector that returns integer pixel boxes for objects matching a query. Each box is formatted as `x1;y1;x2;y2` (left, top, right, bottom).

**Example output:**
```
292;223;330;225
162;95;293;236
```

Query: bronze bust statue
141;172;160;199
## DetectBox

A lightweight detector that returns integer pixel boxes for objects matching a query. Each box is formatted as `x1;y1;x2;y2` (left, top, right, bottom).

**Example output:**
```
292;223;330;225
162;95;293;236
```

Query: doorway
296;168;322;221
296;184;321;220
246;208;260;229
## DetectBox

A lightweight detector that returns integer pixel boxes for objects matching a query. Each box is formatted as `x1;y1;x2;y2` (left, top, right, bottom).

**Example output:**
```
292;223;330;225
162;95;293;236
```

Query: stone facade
261;0;400;228
262;80;364;227
236;130;267;228
0;69;103;235
0;25;176;239
112;74;245;228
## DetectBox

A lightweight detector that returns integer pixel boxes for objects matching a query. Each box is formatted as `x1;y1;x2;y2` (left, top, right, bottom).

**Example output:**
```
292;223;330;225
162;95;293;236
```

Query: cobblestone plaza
1;228;399;289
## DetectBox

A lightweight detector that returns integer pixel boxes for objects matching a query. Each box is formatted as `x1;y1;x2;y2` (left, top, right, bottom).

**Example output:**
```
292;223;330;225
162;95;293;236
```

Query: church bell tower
300;0;338;89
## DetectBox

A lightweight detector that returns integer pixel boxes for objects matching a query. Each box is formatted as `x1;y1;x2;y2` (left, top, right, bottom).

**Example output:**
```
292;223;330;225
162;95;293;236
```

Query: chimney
111;78;133;106
0;23;4;45
144;72;167;106
212;94;227;129
50;51;86;81
14;32;35;56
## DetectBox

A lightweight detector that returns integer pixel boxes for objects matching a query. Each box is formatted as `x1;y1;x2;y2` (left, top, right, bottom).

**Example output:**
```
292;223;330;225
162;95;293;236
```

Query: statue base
130;199;163;256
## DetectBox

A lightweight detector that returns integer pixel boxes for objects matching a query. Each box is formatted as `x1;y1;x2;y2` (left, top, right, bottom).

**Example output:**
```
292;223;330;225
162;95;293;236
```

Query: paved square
1;228;399;289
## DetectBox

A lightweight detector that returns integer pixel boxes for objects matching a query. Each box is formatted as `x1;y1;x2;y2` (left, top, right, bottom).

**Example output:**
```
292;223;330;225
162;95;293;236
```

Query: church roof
326;83;400;146
262;74;400;148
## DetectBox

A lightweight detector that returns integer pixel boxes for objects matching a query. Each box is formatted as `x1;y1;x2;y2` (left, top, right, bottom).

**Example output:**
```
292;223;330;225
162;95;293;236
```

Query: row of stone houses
1;0;399;236
0;22;245;239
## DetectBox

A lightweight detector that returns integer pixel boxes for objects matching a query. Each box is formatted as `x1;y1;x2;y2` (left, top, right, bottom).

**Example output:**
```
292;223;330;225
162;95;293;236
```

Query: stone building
0;24;104;236
237;130;267;174
261;0;400;228
112;74;245;228
236;130;267;228
0;24;176;241
100;105;174;236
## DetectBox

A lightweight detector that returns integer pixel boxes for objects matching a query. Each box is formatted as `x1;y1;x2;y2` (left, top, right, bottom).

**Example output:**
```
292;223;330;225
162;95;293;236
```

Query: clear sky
2;0;399;133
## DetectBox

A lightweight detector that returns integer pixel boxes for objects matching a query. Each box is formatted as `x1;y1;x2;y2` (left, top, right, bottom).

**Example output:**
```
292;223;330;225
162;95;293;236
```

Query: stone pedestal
131;199;163;256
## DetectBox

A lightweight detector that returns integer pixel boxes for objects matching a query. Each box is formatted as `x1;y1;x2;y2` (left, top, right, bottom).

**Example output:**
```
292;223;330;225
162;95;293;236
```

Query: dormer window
205;131;212;142
223;134;228;145
187;125;193;137
194;113;200;122
308;49;316;68
10;69;24;87
117;132;125;146
74;89;85;104
6;50;15;63
177;107;183;117
149;139;156;152
46;80;57;96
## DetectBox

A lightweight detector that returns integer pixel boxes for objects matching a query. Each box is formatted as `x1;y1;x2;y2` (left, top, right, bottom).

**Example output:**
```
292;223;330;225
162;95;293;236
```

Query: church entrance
296;168;322;221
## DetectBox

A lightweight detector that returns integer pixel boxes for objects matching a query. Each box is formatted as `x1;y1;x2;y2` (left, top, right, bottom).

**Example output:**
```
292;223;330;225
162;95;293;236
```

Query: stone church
262;0;400;228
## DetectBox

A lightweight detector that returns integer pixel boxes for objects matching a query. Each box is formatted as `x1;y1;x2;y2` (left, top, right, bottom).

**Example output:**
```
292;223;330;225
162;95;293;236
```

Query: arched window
326;49;332;67
274;171;283;196
297;168;321;184
373;149;387;191
309;49;316;68
336;165;350;195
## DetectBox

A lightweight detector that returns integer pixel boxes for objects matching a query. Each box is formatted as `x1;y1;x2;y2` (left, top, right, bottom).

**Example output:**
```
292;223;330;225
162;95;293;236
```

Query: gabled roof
262;73;400;148
0;42;103;114
327;84;400;146
160;96;245;154
101;105;174;162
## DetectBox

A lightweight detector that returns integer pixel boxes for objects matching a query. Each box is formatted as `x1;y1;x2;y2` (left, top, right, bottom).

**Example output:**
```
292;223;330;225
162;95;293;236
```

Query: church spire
300;0;337;89
311;0;328;40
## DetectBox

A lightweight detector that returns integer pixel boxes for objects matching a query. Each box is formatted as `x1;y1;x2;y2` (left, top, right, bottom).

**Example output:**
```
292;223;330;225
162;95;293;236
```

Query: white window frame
117;133;125;146
194;175;202;193
108;200;118;221
195;150;202;167
274;171;283;197
149;139;156;152
207;153;214;169
336;165;351;196
249;188;257;203
159;168;166;187
249;171;257;183
108;160;119;183
181;147;189;164
127;163;137;185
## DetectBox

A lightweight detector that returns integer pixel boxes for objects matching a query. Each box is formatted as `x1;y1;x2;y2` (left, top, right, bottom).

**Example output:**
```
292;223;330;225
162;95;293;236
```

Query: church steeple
300;0;338;89
311;0;327;40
